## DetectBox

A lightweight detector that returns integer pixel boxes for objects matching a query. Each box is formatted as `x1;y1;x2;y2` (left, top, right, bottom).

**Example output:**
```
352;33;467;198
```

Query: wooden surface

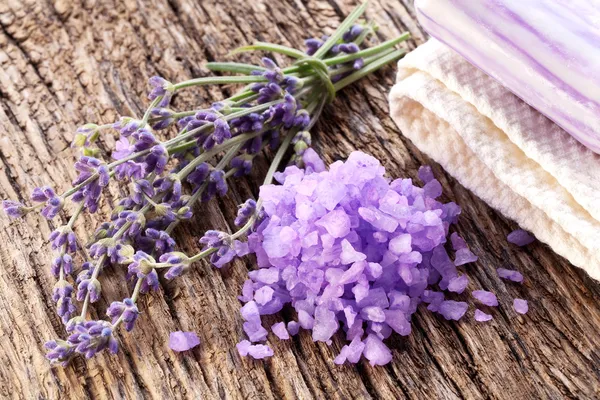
0;0;599;399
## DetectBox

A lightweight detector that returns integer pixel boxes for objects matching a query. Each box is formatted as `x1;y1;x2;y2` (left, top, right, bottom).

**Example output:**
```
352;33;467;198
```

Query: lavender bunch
2;2;409;366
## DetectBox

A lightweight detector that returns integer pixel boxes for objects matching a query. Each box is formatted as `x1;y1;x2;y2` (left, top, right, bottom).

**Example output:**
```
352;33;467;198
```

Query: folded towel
389;39;600;281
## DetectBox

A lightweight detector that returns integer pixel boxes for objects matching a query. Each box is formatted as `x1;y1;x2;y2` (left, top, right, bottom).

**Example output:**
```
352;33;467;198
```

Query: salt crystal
340;239;367;264
237;340;273;359
474;309;493;322
447;275;469;294
423;179;443;199
255;286;274;305
497;268;524;283
363;334;392;366
389;233;412;255
271;322;290;340
454;248;478;266
507;229;535;246
438;300;468;321
169;331;200;352
418;165;434;183
316;209;351;238
472;290;498;306
513;298;529;314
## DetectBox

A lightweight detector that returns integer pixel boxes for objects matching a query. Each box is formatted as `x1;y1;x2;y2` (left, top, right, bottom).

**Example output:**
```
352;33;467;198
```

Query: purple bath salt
271;322;290;340
507;229;535;246
169;331;200;352
235;151;482;364
513;299;529;314
237;340;274;359
497;268;524;283
447;275;469;294
472;290;498;307
474;309;493;322
438;301;468;321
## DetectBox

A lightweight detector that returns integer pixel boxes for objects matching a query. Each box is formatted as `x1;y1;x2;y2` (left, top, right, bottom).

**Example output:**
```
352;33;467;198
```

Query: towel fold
389;39;600;281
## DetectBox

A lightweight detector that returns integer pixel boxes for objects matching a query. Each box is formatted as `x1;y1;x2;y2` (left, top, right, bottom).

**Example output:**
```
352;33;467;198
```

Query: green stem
205;62;266;74
141;96;162;125
324;33;410;66
67;202;85;229
175;130;263;180
229;42;306;59
333;48;406;91
174;75;267;90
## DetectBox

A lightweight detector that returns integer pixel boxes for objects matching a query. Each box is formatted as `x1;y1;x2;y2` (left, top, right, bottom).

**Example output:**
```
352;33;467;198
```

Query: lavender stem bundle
2;3;409;365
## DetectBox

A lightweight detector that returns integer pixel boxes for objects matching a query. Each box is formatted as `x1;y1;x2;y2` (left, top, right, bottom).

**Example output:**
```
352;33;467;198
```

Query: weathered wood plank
0;0;598;399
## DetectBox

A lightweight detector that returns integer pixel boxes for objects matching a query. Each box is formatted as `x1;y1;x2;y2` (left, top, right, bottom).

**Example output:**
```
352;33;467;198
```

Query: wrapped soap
415;0;600;154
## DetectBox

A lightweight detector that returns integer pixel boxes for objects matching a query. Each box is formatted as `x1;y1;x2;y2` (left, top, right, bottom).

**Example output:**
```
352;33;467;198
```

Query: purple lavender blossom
107;298;139;331
53;281;76;324
148;76;174;108
235;199;257;226
2;200;26;218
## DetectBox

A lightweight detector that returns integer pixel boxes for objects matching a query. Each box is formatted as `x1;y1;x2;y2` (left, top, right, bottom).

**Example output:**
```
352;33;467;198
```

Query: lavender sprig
2;2;409;365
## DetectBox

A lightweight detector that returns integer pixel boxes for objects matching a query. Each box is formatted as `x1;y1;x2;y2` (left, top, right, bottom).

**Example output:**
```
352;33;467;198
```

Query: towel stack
389;39;600;280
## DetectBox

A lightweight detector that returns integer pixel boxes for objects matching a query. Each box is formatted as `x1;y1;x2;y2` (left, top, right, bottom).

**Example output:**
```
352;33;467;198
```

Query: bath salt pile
235;150;526;365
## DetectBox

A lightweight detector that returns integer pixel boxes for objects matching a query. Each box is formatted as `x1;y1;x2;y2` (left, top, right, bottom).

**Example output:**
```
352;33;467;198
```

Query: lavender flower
148;76;175;108
2;200;26;218
234;199;257;226
107;298;139;331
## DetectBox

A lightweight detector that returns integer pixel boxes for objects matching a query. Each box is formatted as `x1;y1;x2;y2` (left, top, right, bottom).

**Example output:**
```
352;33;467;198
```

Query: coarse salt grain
513;298;529;314
497;268;524;283
507;229;535;246
169;331;200;352
472;290;498;307
474;309;493;322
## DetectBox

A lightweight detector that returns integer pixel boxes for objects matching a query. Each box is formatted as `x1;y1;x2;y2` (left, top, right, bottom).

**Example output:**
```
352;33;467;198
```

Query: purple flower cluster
45;320;118;365
233;150;528;365
31;186;64;219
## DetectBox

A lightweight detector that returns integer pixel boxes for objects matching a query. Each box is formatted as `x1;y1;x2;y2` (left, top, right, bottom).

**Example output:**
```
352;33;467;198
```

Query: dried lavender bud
342;24;364;42
107;298;139;332
150;108;176;130
235;199;257;226
77;278;102;303
53;281;76;324
148;76;175;107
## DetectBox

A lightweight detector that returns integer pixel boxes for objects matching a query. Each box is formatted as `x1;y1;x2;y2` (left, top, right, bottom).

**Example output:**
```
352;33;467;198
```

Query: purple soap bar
415;0;600;154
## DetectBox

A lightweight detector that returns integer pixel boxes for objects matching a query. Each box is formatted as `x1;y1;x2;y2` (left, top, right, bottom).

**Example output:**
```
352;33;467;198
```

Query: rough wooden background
0;0;599;399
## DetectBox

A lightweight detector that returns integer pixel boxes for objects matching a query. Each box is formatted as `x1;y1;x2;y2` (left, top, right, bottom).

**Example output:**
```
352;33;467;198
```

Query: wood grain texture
0;0;598;399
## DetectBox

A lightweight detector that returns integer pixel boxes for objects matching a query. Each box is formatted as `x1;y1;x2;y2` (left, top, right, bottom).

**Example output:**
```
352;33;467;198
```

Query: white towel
389;39;600;281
